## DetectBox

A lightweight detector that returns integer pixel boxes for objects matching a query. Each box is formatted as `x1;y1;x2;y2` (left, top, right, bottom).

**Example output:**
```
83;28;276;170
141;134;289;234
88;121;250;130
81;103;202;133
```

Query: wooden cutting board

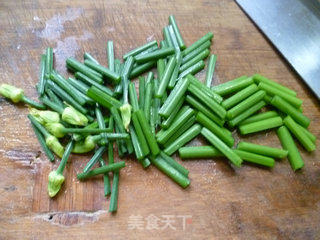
0;0;319;239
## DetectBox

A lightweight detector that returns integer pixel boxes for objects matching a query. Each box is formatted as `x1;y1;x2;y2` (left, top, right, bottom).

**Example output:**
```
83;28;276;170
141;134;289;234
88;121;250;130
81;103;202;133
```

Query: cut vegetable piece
182;32;213;56
150;155;190;188
75;72;113;96
109;171;119;212
233;150;275;167
99;157;111;196
179;146;223;159
163;26;173;48
222;84;258;110
129;82;139;112
40;95;64;114
253;74;296;96
107;41;114;72
132;112;150;157
130;61;156;79
130;125;145;160
211;76;252;96
122;56;134;78
187;74;224;104
185;95;224;126
134;45;158;60
297;124;316;143
135;47;175;64
87;86;122;109
123;40;158;60
95;105;108;145
121;57;134;108
84;59;120;84
164;124;201;155
277;126;304;171
114;59;121;74
156;56;176;98
45;47;53;77
38;54;46;96
239;116;283;135
226;90;265;120
160;40;168;49
163;116;196;148
201;128;242;167
62;127;111;135
168;52;182;89
135;110;160;156
160;152;189;177
46;80;88;115
157;58;165;81
50;72;86;106
144;79;153;123
110;107;133;153
264;94;272;103
196;112;234;147
84;52;99;64
157;107;194;145
30;122;55;162
205;54;217;87
179;49;210;73
83;146;107;173
140;158;151;169
237;141;288;158
188;83;226;119
152;78;161;128
178;60;205;79
169;15;186;50
108;144;119;212
161;97;184;129
72;118;108;141
67;77;89;95
66;57;103;83
228;100;266;127
270;95;310;128
46;88;64;109
138;76;146;110
182;40;211;65
239;111;278;126
283;116;315;152
77;161;125;180
159;106;189;136
168;25;180;52
258;82;302;108
159;78;189;118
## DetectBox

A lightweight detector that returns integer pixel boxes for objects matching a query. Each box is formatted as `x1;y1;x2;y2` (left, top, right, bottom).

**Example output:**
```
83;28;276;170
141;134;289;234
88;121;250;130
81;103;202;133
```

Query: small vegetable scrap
0;15;316;212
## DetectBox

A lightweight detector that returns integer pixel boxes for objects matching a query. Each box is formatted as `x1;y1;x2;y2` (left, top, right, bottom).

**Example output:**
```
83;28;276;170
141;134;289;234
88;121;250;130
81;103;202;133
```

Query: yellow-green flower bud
48;170;65;197
62;106;88;126
29;108;60;125
120;103;132;131
45;122;65;138
45;135;64;158
72;135;96;153
0;84;24;103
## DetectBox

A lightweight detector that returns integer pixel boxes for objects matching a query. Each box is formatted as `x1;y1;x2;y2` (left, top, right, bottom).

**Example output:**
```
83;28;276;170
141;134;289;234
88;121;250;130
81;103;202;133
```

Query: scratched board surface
0;0;320;239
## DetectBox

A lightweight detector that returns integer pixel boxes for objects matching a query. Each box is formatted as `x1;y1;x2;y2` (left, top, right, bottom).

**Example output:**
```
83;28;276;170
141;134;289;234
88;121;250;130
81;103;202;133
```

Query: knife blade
236;0;320;100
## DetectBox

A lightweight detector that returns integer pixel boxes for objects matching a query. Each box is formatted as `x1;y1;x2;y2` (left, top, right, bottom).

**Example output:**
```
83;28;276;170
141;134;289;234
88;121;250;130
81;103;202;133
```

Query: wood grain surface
0;0;320;239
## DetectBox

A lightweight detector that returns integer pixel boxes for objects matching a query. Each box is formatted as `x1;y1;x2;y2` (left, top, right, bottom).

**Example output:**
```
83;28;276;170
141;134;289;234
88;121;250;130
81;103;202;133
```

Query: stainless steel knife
236;0;320;100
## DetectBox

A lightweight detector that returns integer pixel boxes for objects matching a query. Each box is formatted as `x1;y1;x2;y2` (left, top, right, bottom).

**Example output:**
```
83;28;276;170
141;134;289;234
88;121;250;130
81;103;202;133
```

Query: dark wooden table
0;0;319;239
